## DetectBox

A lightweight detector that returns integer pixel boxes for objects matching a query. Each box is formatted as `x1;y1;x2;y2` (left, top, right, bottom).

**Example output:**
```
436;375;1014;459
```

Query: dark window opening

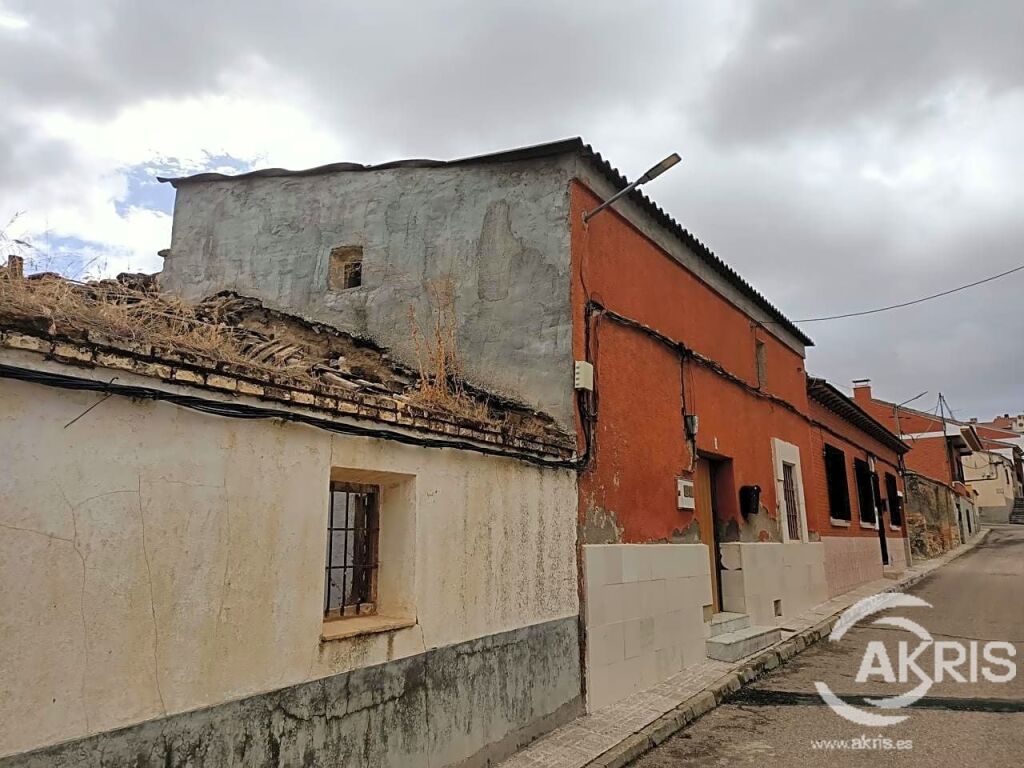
782;462;801;540
854;458;876;524
885;472;903;526
328;245;363;290
325;482;379;618
824;444;852;521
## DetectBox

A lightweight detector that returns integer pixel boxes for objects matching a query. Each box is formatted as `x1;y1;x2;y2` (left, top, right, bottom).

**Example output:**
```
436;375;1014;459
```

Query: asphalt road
633;525;1024;767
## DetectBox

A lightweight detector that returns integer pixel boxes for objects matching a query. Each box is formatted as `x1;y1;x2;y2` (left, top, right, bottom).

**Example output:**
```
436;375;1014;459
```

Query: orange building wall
570;182;813;544
806;400;906;540
854;395;956;486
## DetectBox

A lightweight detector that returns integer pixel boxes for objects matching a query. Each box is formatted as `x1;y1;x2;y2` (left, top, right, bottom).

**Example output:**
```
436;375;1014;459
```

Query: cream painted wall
719;542;827;625
0;372;578;758
582;544;711;712
963;451;1017;510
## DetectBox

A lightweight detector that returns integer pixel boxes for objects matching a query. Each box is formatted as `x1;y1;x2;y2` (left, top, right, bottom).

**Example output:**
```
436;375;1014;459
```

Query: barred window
324;482;379;618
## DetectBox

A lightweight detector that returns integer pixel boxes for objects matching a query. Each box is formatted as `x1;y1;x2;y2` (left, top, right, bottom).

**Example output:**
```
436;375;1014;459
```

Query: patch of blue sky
113;153;257;217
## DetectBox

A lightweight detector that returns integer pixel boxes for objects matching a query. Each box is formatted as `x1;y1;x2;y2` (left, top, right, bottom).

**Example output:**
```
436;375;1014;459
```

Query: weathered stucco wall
6;618;581;768
0;366;579;763
568;182;812;547
159;158;576;426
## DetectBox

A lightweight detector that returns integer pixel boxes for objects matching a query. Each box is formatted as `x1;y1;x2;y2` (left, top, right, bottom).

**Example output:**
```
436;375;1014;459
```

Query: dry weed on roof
0;271;566;444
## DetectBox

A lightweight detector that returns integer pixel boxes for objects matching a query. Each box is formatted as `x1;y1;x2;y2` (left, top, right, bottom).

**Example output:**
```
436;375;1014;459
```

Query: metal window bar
782;462;801;540
325;482;379;618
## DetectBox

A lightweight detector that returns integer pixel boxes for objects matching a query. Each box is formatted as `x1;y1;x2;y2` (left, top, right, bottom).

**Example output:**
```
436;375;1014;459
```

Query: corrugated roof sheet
159;137;812;346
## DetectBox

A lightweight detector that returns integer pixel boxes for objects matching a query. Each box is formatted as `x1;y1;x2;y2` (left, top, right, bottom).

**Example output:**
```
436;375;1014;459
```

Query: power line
793;262;1024;323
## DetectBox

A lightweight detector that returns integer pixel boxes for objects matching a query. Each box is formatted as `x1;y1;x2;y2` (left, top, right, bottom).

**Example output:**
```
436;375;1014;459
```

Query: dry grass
0;273;309;377
407;275;489;422
0;270;566;442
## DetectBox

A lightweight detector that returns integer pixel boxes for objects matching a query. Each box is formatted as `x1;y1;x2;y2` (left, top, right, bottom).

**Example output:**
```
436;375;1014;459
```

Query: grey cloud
700;0;1024;145
1;0;1022;417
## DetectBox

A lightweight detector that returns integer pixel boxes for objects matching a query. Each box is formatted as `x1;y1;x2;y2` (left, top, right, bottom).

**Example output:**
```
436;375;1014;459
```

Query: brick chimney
852;379;872;405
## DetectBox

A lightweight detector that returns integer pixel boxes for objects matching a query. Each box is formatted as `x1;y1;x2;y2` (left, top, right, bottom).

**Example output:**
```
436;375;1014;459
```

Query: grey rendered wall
2;617;582;768
160;158;576;426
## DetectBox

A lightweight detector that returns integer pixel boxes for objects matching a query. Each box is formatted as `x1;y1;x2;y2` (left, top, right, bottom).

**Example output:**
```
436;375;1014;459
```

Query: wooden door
694;458;720;611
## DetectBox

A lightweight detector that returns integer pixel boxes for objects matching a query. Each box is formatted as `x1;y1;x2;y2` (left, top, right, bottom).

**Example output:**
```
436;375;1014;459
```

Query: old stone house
156;138;913;713
0;285;580;766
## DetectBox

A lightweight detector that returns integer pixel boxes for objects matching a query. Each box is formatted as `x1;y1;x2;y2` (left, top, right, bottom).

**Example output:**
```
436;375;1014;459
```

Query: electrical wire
0;363;583;471
792;262;1024;323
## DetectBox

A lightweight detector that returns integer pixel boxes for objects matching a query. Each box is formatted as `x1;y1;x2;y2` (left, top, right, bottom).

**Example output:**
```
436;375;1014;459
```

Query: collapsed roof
0;272;572;459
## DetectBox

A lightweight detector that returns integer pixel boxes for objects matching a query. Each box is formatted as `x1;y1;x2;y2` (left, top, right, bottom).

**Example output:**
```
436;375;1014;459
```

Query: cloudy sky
2;0;1022;418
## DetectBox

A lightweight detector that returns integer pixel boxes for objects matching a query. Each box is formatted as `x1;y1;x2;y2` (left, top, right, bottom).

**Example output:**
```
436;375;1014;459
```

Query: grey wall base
3;617;582;768
978;503;1012;525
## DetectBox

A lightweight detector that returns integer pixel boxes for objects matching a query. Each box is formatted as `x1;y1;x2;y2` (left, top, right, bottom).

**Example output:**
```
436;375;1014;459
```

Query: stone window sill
889;524;902;532
830;518;851;528
321;615;416;643
859;521;878;530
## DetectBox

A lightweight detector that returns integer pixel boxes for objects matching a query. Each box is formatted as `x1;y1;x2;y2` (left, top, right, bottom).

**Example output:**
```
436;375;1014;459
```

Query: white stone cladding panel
582;544;711;712
718;542;827;625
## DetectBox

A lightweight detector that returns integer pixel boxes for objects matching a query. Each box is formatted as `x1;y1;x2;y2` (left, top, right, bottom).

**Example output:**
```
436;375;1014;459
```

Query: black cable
793;262;1024;323
0;363;583;471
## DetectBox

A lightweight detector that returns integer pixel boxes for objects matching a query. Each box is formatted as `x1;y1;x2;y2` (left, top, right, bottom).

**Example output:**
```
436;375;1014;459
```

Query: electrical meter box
676;477;696;510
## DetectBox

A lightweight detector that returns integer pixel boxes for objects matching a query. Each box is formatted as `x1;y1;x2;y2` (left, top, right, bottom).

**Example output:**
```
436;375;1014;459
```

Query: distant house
961;420;1024;524
852;381;983;556
0;282;580;766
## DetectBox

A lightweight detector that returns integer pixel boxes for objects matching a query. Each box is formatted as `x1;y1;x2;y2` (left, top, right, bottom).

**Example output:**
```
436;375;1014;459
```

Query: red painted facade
569;181;904;549
852;384;974;488
806;395;906;538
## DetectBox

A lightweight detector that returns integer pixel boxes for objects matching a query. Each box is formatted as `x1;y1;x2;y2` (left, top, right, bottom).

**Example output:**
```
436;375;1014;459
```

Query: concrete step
882;567;906;580
709;612;751;637
706;625;782;662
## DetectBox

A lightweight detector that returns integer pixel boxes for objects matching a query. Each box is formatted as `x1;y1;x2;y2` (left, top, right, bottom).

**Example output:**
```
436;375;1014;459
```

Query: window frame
772;438;809;543
853;457;877;527
884;471;903;528
823;443;852;523
324;481;380;620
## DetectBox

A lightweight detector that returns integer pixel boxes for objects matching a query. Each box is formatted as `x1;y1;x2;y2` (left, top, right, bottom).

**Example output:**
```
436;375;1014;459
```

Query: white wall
719;542;827;625
582;544;711;712
0;370;578;758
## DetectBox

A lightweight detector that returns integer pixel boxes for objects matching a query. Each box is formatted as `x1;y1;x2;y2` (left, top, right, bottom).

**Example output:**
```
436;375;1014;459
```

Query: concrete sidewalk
498;531;990;768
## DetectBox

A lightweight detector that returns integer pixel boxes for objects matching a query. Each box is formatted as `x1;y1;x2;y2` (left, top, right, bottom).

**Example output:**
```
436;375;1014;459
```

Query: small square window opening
328;245;363;290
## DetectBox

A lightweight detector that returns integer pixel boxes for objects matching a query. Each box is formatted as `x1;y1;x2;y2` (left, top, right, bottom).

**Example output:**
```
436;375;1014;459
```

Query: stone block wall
718;542;827;625
904;474;961;559
582;544;711;712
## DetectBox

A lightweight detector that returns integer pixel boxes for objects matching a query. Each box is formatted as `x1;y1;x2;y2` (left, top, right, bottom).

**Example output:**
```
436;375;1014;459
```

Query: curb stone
581;530;989;768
